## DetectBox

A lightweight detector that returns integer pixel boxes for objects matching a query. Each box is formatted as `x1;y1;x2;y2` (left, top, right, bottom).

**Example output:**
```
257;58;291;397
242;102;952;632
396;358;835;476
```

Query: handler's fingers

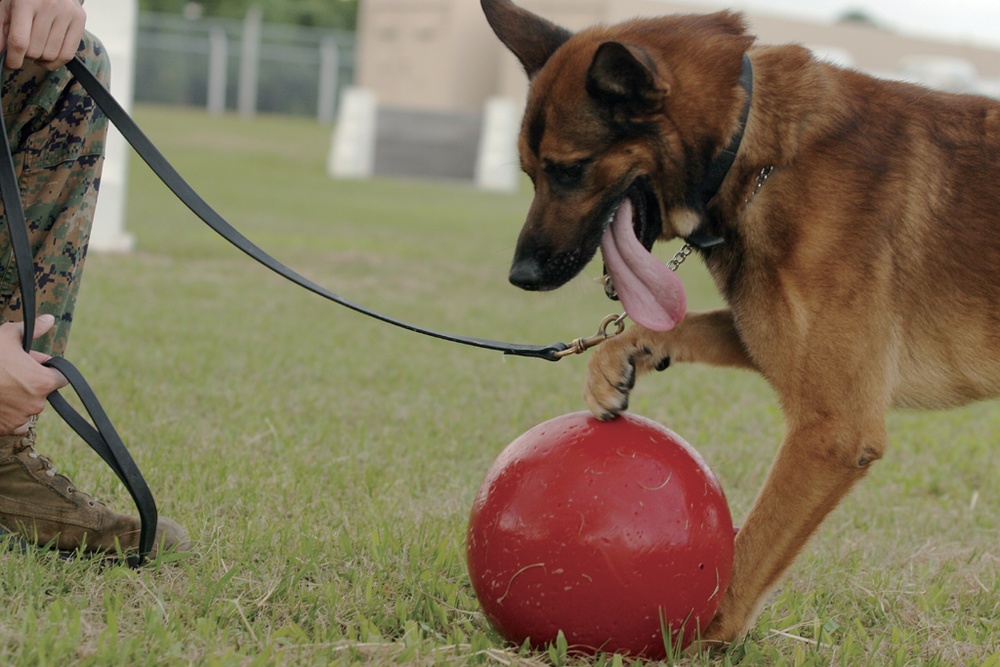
31;313;56;338
2;0;35;69
28;350;51;363
30;316;69;391
6;314;57;348
0;314;55;342
32;16;65;67
37;359;68;390
35;6;84;70
2;0;86;70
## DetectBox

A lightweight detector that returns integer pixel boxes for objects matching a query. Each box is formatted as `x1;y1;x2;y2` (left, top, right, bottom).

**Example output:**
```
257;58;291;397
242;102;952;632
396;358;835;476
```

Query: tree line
138;0;360;29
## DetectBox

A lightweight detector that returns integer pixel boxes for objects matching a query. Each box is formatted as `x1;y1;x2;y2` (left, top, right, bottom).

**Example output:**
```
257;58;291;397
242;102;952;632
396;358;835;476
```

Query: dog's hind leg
700;407;888;644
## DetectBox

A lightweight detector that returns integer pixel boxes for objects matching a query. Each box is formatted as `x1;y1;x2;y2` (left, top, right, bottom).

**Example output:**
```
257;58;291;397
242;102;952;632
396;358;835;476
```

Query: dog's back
722;46;1000;410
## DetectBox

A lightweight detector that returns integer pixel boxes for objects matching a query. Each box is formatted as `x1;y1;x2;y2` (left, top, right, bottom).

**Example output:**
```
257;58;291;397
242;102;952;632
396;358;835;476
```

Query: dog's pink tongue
600;199;686;331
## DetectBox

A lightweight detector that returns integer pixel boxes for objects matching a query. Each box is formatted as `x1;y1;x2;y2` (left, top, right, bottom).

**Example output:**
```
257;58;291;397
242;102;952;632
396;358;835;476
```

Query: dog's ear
481;0;571;77
586;42;667;117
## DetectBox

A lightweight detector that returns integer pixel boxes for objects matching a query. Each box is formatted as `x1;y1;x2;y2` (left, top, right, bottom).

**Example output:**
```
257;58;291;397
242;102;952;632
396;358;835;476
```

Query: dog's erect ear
586;42;667;116
481;0;571;77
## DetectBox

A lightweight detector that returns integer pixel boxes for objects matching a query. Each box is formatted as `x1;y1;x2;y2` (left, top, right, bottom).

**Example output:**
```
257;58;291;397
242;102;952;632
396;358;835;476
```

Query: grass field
6;105;999;666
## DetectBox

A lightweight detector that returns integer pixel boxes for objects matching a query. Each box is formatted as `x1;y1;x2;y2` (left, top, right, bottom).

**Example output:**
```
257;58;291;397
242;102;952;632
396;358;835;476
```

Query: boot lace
20;439;98;507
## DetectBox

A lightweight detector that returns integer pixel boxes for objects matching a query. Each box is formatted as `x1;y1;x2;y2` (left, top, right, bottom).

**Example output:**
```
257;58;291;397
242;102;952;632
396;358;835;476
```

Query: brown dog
481;0;1000;645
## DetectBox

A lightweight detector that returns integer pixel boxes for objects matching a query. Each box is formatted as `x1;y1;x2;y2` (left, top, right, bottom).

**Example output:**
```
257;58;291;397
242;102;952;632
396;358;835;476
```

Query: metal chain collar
745;165;774;206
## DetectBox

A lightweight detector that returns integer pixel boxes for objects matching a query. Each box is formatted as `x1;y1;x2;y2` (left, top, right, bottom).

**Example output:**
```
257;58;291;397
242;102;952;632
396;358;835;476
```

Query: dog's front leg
700;414;887;644
584;308;755;419
586;308;889;645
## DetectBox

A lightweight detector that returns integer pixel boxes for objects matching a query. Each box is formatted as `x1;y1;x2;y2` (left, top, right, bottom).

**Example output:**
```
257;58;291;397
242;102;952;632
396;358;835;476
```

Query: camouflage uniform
0;32;109;356
0;34;189;557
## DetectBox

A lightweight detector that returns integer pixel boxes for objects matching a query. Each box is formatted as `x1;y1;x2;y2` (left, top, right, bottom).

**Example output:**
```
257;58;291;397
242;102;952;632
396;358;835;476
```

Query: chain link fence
134;12;356;121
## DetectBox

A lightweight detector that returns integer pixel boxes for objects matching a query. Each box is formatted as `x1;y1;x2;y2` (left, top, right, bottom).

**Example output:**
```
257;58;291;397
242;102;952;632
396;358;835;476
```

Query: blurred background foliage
138;0;360;29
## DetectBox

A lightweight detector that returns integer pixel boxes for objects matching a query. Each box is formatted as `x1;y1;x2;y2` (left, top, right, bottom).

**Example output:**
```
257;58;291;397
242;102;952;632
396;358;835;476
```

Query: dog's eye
544;160;587;190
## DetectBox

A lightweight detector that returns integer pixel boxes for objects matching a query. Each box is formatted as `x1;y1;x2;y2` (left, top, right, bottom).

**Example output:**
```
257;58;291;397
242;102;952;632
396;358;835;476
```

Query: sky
679;0;1000;48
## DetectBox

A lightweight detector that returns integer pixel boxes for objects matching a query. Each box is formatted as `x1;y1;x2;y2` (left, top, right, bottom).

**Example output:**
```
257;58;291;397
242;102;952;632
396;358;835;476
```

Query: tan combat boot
0;429;190;558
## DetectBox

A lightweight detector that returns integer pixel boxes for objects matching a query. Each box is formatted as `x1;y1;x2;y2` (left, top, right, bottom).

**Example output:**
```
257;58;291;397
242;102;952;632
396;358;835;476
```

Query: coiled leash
0;53;157;566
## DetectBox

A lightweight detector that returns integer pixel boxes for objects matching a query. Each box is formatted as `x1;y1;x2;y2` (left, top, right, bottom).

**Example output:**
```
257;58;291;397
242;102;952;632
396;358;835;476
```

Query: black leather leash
64;57;571;363
0;52;602;564
0;48;756;563
0;55;157;566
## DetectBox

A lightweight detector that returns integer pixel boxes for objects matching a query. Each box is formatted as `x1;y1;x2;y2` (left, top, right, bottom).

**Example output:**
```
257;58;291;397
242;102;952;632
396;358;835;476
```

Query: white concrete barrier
328;87;377;179
84;0;137;252
475;96;519;193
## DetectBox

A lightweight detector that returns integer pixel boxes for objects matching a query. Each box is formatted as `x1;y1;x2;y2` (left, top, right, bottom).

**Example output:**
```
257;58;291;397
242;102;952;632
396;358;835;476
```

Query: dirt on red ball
466;412;733;658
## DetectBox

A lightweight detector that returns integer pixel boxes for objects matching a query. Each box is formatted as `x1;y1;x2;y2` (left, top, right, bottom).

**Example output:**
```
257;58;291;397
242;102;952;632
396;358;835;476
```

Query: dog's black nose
509;258;544;290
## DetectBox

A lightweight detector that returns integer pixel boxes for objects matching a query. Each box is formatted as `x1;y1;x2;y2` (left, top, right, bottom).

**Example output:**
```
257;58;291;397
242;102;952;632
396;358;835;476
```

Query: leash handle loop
44;358;158;565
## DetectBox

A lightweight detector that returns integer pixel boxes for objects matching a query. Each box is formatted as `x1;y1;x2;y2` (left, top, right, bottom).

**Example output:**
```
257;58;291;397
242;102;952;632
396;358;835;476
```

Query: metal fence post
136;12;356;119
317;36;339;124
237;6;263;118
207;27;228;116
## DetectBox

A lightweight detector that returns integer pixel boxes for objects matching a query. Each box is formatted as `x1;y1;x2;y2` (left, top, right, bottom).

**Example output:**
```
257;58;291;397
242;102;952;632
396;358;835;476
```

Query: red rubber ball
466;412;733;658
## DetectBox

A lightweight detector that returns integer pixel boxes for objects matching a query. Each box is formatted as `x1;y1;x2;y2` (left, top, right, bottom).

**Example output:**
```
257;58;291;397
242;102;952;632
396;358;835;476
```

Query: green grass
5;104;999;665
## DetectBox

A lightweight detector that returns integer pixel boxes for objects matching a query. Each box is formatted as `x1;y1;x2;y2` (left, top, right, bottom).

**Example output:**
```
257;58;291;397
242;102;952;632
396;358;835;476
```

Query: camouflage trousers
0;33;110;357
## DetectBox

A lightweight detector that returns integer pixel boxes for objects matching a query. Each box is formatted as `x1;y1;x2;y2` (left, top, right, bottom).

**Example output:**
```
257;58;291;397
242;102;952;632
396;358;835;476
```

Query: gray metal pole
238;6;263;118
207;27;228;116
317;36;339;124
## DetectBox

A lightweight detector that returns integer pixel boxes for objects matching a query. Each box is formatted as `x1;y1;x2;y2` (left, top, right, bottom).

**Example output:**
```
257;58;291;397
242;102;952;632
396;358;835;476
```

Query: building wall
358;0;1000;113
732;4;1000;80
356;0;499;112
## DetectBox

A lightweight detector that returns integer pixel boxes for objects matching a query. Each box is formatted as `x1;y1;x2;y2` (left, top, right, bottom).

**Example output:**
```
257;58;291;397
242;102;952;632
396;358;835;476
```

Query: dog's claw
616;358;637;392
594;402;626;421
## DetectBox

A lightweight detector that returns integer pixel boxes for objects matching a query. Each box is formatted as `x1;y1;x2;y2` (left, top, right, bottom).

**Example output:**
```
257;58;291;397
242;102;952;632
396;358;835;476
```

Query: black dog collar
686;53;754;250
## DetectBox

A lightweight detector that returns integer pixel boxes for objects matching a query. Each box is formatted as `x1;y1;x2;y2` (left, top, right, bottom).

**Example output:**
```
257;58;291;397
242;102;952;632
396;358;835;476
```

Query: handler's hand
0;314;69;435
0;0;86;70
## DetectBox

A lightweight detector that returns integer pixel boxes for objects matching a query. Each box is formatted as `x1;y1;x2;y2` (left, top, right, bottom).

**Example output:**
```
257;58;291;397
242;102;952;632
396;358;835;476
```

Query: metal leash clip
566;240;698;360
554;313;628;358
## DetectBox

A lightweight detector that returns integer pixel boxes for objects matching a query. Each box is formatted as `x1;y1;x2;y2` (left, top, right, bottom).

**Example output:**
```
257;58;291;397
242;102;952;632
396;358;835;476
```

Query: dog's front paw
584;351;636;420
584;329;668;420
